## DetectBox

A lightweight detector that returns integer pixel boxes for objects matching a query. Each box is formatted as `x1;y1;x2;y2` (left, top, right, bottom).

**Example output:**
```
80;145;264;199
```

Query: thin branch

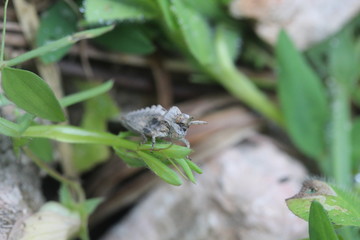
0;0;10;62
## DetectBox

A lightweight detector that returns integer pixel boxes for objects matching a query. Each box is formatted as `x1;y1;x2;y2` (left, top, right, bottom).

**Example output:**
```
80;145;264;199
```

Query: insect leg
140;134;148;145
151;135;156;150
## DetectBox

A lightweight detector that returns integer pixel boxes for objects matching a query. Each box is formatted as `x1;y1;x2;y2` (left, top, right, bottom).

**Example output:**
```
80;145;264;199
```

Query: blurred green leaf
84;0;156;23
185;159;203;174
36;1;77;63
137;151;182;186
81;198;103;215
60;80;113;107
114;147;146;167
183;0;224;19
0;117;20;137
276;30;328;158
172;0;215;67
286;180;360;227
309;201;339;240
22;125;127;146
329;30;360;91
28;138;53;163
94;24;155;55
140;143;192;159
59;184;76;210
242;42;274;69
17;113;35;132
0;94;11;106
174;158;195;183
72;81;119;172
215;23;241;62
6;25;114;67
155;0;177;33
351;118;360;172
2;67;65;122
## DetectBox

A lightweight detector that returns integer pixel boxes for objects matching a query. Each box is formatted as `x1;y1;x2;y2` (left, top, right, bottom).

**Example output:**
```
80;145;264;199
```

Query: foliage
0;1;202;239
286;180;360;239
1;0;360;239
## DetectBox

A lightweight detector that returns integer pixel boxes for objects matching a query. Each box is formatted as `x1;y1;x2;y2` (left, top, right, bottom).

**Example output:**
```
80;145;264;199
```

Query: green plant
286;180;360;240
0;1;202;239
2;0;360;239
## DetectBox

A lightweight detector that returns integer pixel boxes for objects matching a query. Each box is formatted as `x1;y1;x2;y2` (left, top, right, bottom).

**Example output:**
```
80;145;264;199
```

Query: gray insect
120;105;207;148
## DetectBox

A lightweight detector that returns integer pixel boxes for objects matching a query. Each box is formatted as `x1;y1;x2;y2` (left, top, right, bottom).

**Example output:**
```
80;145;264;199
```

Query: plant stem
25;147;91;239
213;26;283;126
24;147;73;185
0;0;10;62
329;79;352;187
23;147;85;200
216;66;283;126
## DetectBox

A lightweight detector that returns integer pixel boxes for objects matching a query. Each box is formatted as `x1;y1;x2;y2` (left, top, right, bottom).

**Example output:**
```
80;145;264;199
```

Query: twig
0;0;10;62
148;54;173;108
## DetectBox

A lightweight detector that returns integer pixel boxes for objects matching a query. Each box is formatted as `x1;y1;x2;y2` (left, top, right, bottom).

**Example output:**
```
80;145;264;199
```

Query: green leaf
155;0;177;33
351;118;360;172
172;0;215;67
309;201;339;240
84;0;156;23
28;138;53;163
114;147;146;167
36;1;77;63
0;94;11;106
60;80;113;107
22;125;128;146
2;67;65;122
185;159;203;174
329;30;359;91
139;143;192;159
0;117;20;137
82;198;103;215
183;0;224;19
137;151;182;186
72;81;119;172
93;24;155;55
174;158;195;183
276;30;328;158
286;180;360;227
6;25;114;67
59;184;76;210
215;23;241;62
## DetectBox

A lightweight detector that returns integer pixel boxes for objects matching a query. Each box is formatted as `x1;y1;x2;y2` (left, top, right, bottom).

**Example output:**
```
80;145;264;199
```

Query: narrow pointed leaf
60;80;113;107
137;151;182;186
22;125;128;146
309;201;339;240
174;158;195;183
140;143;192;159
6;25;114;67
114;147;146;167
172;0;215;67
185;159;203;174
82;198;103;215
2;67;65;121
276;31;328;158
0;117;21;137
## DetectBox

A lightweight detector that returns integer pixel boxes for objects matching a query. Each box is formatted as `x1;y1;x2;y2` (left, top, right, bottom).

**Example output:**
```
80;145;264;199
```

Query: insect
120;105;207;148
